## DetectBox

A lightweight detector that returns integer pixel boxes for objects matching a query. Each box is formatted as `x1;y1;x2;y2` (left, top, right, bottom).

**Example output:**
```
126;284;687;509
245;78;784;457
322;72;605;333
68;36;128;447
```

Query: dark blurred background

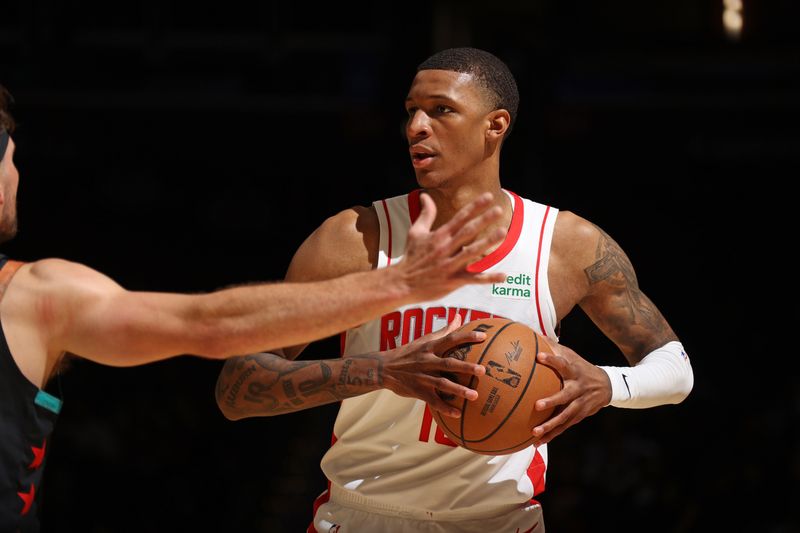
1;1;797;531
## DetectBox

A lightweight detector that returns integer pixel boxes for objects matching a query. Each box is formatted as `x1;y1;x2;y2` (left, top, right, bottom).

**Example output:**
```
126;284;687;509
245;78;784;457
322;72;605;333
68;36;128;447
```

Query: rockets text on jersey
380;306;506;350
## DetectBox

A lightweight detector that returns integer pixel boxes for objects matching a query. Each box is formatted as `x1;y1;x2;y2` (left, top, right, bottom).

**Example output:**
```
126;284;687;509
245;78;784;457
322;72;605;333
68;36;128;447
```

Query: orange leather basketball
433;318;563;455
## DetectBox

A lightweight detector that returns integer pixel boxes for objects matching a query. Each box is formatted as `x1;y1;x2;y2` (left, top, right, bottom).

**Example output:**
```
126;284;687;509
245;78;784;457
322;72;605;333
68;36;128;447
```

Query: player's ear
486;109;510;142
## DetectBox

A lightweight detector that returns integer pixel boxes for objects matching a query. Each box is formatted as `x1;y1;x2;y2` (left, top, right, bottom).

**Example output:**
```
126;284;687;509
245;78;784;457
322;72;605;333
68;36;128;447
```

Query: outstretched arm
529;213;693;444
15;192;504;368
214;193;508;419
216;316;488;420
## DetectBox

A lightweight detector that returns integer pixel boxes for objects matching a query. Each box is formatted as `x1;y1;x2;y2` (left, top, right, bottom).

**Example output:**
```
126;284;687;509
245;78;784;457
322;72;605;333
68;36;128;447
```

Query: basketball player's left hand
529;344;612;445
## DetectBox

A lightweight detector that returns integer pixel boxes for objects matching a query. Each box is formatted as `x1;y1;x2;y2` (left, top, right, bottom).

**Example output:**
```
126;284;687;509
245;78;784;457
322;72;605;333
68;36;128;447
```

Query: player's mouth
410;146;437;169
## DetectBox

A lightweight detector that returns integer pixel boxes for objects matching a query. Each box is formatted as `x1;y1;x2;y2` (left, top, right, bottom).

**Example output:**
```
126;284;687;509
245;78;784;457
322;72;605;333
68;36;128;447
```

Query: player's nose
406;110;431;140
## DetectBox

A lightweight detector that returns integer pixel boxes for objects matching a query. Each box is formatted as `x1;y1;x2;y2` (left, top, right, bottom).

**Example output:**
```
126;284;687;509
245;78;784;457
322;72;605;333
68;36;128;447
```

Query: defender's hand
396;192;507;302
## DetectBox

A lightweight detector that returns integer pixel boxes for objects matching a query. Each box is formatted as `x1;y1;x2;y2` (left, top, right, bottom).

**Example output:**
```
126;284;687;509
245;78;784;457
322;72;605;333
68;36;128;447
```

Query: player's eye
436;105;453;114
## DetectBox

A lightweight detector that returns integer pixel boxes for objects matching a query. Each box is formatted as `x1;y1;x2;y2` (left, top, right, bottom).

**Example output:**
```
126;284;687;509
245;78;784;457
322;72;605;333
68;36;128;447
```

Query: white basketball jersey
317;189;560;519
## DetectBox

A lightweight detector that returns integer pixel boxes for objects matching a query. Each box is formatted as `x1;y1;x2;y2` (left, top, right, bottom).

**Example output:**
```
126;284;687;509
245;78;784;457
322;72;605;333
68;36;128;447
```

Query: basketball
433;318;563;455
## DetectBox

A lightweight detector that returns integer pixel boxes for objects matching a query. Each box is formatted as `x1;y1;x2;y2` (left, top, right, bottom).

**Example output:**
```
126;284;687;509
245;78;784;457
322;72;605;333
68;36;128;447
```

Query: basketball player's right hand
396;192;507;301
379;315;487;417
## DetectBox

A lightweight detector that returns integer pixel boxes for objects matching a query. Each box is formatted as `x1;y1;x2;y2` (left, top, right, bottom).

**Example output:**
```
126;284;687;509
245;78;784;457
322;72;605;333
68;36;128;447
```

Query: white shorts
311;494;544;533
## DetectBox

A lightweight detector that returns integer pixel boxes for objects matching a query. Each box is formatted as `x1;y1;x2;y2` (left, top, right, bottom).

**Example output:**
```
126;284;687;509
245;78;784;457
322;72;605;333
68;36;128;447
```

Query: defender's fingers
434;228;506;277
456;272;508;284
412;192;438;234
442;205;504;253
454;227;507;264
437;193;497;240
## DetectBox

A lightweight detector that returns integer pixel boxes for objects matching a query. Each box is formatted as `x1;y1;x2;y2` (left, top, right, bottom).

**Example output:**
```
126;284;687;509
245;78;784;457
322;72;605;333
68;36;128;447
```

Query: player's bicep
63;291;204;366
41;262;202;365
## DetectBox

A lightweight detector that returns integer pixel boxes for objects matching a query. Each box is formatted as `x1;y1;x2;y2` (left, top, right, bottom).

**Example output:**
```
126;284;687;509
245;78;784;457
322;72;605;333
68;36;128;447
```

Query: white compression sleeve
599;341;694;409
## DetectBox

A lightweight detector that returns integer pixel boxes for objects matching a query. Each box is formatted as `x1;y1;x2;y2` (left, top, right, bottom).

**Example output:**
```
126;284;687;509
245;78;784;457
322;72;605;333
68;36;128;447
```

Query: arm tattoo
216;357;254;407
585;232;636;285
584;226;676;350
297;362;333;396
219;353;383;417
337;359;360;389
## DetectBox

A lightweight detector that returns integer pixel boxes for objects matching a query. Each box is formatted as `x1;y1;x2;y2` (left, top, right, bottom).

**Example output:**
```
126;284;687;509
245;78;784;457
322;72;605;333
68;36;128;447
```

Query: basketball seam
458;320;517;446
462;322;538;450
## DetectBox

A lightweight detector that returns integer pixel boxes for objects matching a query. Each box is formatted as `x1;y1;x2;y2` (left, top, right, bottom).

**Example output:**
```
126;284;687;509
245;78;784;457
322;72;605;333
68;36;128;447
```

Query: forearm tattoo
218;354;382;417
584;226;676;351
216;357;253;407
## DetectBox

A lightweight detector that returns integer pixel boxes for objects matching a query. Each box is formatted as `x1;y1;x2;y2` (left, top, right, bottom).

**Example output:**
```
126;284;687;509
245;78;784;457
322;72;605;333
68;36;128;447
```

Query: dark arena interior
0;1;797;532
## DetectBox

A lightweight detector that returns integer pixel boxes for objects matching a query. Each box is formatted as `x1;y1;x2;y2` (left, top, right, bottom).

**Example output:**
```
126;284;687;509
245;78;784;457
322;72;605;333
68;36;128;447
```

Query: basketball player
0;85;511;532
216;48;694;532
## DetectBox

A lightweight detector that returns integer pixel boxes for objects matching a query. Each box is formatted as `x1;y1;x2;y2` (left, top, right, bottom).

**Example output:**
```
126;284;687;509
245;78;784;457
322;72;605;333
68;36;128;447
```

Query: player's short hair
417;47;519;135
0;85;15;134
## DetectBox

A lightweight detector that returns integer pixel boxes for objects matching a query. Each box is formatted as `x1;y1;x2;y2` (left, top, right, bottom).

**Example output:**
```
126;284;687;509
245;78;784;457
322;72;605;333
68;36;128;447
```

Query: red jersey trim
407;189;524;274
380;199;393;267
527;448;547;496
408;188;422;222
533;206;551;336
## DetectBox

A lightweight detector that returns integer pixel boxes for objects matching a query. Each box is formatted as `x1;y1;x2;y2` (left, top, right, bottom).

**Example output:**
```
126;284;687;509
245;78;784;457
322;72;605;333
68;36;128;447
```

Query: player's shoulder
15;258;120;295
551;211;604;266
315;204;379;245
286;204;379;281
0;258;120;330
25;258;98;280
553;210;598;244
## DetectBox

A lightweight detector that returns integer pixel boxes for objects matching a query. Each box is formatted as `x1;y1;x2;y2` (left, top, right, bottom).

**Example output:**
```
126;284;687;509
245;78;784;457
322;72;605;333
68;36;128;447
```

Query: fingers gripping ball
433;318;563;455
